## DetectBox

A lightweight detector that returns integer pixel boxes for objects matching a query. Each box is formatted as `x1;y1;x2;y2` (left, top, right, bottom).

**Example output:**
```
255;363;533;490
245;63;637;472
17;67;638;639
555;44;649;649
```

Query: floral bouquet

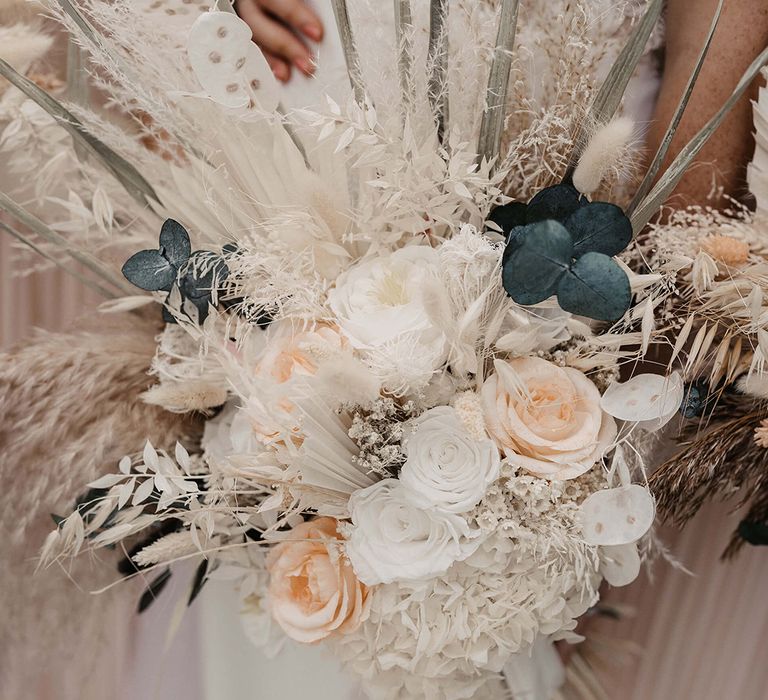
2;0;768;698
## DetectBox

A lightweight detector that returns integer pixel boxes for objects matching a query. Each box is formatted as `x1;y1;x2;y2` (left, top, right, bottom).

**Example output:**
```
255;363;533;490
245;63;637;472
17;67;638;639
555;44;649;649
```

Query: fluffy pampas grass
0;22;53;75
0;311;202;700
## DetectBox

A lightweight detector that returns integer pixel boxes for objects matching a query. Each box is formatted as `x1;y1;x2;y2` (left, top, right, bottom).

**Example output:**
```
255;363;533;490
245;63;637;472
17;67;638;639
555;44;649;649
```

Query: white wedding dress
126;2;663;698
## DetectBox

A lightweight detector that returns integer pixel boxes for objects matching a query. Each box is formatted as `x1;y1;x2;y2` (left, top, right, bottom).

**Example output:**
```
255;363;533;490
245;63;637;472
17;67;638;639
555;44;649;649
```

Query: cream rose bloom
267;517;370;643
327;246;448;391
345;479;480;585
400;406;500;513
481;357;616;479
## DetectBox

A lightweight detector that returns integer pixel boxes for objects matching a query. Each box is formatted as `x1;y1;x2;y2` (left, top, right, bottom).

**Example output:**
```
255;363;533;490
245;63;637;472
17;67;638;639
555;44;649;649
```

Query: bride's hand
234;0;324;82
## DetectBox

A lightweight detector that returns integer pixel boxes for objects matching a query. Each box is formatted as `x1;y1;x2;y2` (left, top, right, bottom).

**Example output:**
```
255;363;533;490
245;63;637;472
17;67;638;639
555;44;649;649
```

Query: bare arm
646;0;768;207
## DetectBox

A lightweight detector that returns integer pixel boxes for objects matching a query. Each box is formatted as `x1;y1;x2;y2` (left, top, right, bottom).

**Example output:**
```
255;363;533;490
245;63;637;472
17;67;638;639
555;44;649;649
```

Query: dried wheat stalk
650;402;768;557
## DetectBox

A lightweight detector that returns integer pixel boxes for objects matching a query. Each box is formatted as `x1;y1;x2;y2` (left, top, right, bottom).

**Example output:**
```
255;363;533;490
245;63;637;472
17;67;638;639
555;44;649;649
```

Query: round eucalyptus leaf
121;249;176;292
556;252;631;322
159;218;192;268
487;201;527;234
501;225;527;266
177;253;230;326
179;273;211;302
161;301;178;325
182;295;210;324
502;220;573;305
526;183;584;223
564;202;632;257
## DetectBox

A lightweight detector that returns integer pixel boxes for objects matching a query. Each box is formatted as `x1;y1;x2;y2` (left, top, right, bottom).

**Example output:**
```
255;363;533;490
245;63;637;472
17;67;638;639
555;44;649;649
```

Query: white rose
345;479;480;585
327;246;448;390
400;406;500;513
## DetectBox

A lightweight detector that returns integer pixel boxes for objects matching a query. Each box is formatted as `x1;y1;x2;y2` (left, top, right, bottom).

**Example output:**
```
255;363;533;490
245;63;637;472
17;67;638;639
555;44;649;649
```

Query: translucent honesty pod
599;542;641;587
187;11;279;112
600;371;684;431
579;484;655;546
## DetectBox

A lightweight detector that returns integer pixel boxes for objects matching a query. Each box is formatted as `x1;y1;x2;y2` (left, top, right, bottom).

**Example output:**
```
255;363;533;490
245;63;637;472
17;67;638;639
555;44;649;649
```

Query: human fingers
257;0;324;43
235;0;315;76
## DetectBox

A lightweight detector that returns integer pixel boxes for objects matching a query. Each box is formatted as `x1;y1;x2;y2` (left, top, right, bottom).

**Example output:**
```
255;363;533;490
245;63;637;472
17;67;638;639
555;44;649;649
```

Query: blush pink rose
481;357;616;479
267;517;370;643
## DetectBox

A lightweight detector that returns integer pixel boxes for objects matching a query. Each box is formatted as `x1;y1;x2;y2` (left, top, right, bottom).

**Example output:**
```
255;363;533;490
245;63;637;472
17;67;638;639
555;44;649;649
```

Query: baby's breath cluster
346;398;417;477
473;464;608;533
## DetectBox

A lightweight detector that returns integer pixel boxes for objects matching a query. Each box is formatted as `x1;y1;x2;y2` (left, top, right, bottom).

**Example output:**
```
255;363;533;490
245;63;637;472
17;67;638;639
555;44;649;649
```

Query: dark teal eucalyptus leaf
137;567;172;613
738;520;768;546
564;202;632;257
179;252;229;299
526;183;584;223
556;252;631;322
188;559;210;607
501;224;527;266
502;220;573;305
680;380;713;419
159;219;192;268
121;249;176;291
162;301;178;325
176;252;230;323
487;201;527;234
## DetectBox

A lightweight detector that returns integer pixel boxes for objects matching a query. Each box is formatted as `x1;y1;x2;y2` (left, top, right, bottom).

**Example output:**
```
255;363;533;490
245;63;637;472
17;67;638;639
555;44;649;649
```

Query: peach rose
267;517;370;643
250;322;346;443
255;321;346;384
481;357;616;479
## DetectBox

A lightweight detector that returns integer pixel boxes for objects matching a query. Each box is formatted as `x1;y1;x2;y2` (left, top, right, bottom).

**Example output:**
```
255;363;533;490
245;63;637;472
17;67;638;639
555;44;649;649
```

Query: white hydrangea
337;467;606;700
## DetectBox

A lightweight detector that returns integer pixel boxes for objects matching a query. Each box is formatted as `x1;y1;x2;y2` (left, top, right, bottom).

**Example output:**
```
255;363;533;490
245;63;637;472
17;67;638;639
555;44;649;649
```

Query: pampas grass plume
573;117;635;195
0;23;53;75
